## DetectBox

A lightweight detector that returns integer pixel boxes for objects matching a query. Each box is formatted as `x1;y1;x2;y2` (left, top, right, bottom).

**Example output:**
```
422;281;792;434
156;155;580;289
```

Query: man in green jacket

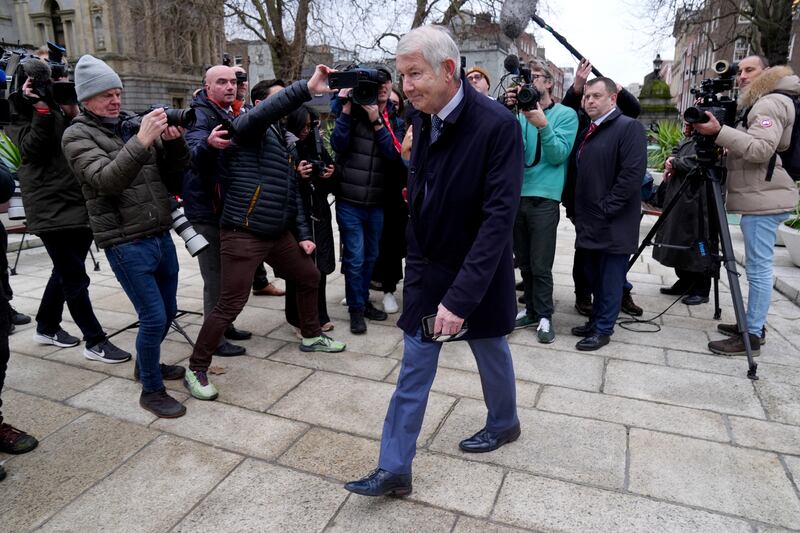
507;61;578;343
62;55;190;418
8;55;130;363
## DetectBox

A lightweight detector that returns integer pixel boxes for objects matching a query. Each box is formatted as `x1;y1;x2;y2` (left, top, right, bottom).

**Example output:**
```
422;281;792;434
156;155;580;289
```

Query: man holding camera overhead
62;55;190;418
693;56;799;356
331;66;405;334
505;60;578;344
183;66;347;404
7;50;131;364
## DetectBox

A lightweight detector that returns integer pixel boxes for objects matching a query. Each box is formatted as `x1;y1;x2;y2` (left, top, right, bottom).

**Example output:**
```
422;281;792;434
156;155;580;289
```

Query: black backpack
764;90;800;182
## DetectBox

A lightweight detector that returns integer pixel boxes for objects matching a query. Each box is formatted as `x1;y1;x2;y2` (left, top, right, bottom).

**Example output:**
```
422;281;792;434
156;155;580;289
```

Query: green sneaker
301;334;346;353
537;317;556;344
183;369;219;401
514;312;539;330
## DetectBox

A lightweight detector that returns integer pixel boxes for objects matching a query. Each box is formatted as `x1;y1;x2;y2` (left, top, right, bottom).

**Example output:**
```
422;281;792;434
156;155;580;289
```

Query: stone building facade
1;0;225;110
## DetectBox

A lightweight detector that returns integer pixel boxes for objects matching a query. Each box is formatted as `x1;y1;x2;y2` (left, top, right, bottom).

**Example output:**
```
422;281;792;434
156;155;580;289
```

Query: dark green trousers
513;197;560;320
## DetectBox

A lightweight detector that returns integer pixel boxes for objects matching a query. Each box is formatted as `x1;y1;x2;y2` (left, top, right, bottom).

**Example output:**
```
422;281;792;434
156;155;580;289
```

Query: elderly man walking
344;25;524;497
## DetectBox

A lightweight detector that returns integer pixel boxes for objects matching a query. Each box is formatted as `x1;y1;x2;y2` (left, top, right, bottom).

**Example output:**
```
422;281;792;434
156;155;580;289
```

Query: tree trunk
756;0;793;66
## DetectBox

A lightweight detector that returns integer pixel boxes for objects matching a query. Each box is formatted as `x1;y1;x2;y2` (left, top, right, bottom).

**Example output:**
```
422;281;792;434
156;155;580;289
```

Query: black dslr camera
328;66;389;106
683;60;738;128
308;159;327;176
120;105;196;137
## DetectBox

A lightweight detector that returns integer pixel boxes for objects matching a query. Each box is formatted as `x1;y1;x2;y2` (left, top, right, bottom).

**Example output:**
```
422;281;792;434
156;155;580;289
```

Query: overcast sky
530;0;675;87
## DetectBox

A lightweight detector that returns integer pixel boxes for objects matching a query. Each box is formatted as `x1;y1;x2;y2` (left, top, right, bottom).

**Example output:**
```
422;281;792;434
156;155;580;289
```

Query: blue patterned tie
430;115;443;145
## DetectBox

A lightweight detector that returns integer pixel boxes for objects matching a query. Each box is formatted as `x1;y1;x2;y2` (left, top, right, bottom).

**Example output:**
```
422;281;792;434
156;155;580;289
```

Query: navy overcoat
396;79;524;340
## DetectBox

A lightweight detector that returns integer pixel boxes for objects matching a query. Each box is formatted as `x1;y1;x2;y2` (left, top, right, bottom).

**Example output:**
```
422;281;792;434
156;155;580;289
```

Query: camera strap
381;108;402;154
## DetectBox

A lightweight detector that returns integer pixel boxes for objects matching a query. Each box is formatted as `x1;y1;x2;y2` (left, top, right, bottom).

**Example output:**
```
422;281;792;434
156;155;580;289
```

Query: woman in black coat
284;106;337;332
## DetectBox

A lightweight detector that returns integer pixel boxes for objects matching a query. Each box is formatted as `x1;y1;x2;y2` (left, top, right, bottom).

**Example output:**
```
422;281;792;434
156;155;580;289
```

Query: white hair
396;25;460;74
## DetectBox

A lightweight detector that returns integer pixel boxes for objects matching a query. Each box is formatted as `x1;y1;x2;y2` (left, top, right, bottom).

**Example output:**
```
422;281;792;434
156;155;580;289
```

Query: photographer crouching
62;55;190;417
692;56;799;356
6;48;131;363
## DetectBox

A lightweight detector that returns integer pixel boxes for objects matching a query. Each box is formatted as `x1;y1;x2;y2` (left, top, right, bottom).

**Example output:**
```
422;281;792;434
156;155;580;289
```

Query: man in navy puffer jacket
183;65;346;402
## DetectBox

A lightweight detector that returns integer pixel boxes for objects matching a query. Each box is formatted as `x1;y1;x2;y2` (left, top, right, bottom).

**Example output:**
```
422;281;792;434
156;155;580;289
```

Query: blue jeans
740;213;789;336
336;200;383;312
378;331;518;474
106;233;179;392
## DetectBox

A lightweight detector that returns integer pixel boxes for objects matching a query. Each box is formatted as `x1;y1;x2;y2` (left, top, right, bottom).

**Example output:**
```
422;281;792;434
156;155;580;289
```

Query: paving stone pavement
1;212;800;532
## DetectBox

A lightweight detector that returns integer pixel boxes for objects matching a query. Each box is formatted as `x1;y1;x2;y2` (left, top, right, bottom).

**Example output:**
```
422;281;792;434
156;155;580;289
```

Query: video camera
502;54;540;111
683;60;738;128
329;65;389;106
1;41;77;116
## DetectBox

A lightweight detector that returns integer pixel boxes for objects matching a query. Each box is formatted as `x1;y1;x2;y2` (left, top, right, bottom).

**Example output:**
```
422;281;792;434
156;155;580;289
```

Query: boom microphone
500;0;538;40
20;58;52;99
503;54;520;75
21;58;51;86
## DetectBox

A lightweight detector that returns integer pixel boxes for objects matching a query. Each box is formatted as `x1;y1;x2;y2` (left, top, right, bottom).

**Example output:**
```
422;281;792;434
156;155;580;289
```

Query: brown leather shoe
252;282;285;296
708;333;761;357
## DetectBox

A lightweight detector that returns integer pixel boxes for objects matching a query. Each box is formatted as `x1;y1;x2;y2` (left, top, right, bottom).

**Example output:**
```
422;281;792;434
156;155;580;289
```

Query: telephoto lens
8;179;25;220
170;203;209;256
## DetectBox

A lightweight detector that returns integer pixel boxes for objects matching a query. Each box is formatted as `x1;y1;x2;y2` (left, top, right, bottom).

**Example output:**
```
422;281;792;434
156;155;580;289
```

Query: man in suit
570;77;647;351
344;25;524;497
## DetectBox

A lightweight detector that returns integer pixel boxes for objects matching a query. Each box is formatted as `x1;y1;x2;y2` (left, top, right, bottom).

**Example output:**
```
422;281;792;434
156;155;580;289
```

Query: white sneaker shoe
340;297;347;306
516;309;528;320
382;292;399;314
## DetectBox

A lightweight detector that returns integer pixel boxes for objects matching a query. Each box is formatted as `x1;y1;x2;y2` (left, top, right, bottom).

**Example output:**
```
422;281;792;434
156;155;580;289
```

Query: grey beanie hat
74;54;123;101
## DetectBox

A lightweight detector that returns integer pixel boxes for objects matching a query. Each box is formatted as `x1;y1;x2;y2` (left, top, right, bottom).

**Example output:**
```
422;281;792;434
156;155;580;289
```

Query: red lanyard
382;108;402;154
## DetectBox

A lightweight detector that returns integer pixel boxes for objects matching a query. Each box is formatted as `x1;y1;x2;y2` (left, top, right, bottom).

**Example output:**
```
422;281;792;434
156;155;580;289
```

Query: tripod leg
713;277;721;320
709;178;757;379
170;320;196;348
88;247;100;271
10;231;26;276
628;177;694;269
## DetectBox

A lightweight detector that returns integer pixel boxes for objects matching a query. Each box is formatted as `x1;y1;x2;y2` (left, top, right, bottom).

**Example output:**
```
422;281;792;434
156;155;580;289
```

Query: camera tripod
629;139;759;380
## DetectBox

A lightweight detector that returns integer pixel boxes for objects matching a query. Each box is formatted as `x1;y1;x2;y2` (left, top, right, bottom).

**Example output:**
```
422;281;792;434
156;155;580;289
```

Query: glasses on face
467;73;484;82
531;74;550;81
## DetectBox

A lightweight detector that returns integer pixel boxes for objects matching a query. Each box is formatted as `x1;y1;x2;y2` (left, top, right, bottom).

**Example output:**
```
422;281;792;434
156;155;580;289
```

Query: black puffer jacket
7;106;89;234
330;101;405;206
219;81;311;240
62;111;190;248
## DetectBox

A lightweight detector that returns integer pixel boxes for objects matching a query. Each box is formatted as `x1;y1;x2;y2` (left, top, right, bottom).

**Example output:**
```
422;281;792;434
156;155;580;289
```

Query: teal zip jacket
518;103;578;201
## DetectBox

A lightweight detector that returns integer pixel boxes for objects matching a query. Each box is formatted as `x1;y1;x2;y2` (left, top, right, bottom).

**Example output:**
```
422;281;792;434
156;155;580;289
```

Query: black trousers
37;228;105;346
675;268;712;297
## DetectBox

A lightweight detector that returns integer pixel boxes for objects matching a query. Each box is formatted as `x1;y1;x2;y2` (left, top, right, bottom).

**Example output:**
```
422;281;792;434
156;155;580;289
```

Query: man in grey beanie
63;54;191;418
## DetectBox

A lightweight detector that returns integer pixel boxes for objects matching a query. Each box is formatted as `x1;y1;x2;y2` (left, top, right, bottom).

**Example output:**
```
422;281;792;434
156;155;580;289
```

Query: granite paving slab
5;354;107;401
666;349;800;387
328;495;457;532
0;390;83;457
152;398;307;460
505;344;605;391
166;355;312;412
492;471;752;533
430;399;627;489
537;386;729;442
628;429;800;529
173;459;345;532
0;413;156;531
269;321;403;356
729;416;800;455
278;427;380;481
452;516;529;532
268;371;455;442
38;435;242;533
755;380;800;425
269;342;398;380
604;359;765;418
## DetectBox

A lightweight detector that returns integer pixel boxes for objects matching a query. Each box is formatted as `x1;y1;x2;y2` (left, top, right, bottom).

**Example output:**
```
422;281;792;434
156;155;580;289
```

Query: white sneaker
382;292;399;314
516;309;528;320
340;297;347;306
